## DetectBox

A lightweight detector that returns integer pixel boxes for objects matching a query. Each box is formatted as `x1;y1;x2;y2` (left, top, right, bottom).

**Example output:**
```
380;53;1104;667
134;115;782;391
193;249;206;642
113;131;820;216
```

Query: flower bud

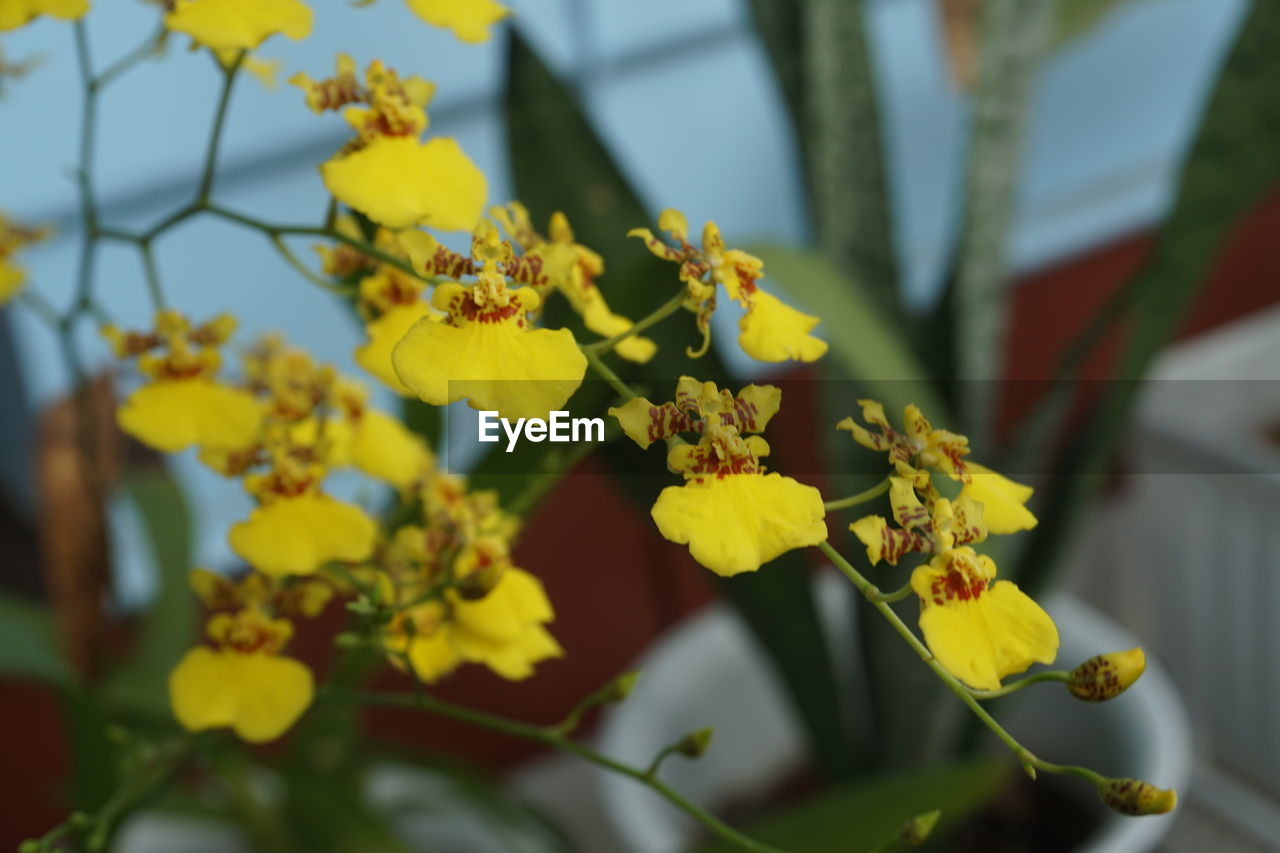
901;809;941;846
601;670;640;704
454;561;506;601
677;727;714;759
1098;778;1177;815
1068;648;1145;701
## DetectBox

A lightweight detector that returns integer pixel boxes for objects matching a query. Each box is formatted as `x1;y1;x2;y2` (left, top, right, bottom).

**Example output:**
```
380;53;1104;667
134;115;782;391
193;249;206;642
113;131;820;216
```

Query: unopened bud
455;562;506;601
1069;648;1145;702
334;631;368;649
901;809;941;846
601;670;640;703
677;727;714;759
1098;778;1177;816
19;840;41;853
345;596;377;616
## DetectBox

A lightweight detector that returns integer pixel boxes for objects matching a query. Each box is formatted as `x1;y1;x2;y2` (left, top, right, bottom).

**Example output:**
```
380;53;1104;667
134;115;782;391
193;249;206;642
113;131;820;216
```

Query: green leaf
749;244;941;417
951;0;1052;443
59;685;122;812
1014;0;1280;593
500;32;857;781
690;757;1008;853
746;0;807;140
1053;0;1132;48
105;465;195;717
801;0;902;320
0;590;72;684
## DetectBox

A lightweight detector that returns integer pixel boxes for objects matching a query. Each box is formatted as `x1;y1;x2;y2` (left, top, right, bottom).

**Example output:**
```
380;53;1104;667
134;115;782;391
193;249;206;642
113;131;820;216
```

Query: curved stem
269;234;356;296
582;289;685;355
968;669;1070;700
203;204;426;284
139;241;166;310
328;688;786;853
197;50;245;202
823;477;889;511
866;581;912;603
94;22;164;90
818;540;1102;785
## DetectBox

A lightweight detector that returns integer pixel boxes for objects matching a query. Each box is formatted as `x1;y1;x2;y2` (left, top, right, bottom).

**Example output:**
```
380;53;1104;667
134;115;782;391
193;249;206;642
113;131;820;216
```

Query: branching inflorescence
5;2;1175;851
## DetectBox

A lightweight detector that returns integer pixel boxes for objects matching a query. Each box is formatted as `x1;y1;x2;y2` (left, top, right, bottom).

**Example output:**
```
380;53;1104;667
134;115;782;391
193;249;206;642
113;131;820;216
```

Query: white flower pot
1074;304;1280;801
596;573;1192;852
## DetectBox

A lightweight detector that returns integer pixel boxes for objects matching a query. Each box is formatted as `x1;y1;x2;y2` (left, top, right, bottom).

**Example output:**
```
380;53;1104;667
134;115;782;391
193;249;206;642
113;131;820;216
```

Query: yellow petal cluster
169;607;313;743
612;377;825;576
393;226;586;419
375;474;560;684
629;210;826;363
491;204;656;363
104;311;263;454
911;547;1058;691
294;56;485;230
841;401;1055;690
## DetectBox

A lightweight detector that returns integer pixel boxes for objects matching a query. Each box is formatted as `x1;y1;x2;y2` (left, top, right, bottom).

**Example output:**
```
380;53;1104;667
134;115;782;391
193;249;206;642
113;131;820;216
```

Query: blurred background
2;0;1278;850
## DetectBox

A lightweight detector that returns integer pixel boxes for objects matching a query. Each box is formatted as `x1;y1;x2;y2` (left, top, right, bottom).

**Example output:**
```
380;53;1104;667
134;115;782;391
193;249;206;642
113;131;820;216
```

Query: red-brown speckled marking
429;245;475;279
1069;656;1123;701
451;294;521;324
878;526;930;564
929;566;987;606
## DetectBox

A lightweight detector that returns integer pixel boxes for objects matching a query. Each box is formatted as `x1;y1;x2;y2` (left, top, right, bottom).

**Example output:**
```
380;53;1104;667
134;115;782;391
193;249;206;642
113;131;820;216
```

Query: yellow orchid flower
611;378;826;576
393;226;587;420
839;399;1038;534
334;223;443;394
388;566;561;683
293;56;485;230
355;302;434;393
337;396;436;489
229;492;378;577
0;212;48;304
169;608;313;743
404;0;510;43
105;311;263;454
0;0;87;31
849;478;986;565
490;203;657;364
910;545;1058;691
188;567;334;618
165;0;312;51
227;445;378;576
629;209;827;363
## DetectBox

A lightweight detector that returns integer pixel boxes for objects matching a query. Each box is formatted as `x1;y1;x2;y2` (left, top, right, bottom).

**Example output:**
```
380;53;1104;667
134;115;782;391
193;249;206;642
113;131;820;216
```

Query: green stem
197;50;245;202
645;743;681;779
582;289;685;355
73;21;98;231
817;540;1104;786
968;669;1071;700
203;204;426;283
822;477;889;511
269;234;357;296
582;347;637;402
25;738;195;852
328;688;786;853
867;581;912;604
94;23;164;90
139;241;166;310
19;289;63;330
